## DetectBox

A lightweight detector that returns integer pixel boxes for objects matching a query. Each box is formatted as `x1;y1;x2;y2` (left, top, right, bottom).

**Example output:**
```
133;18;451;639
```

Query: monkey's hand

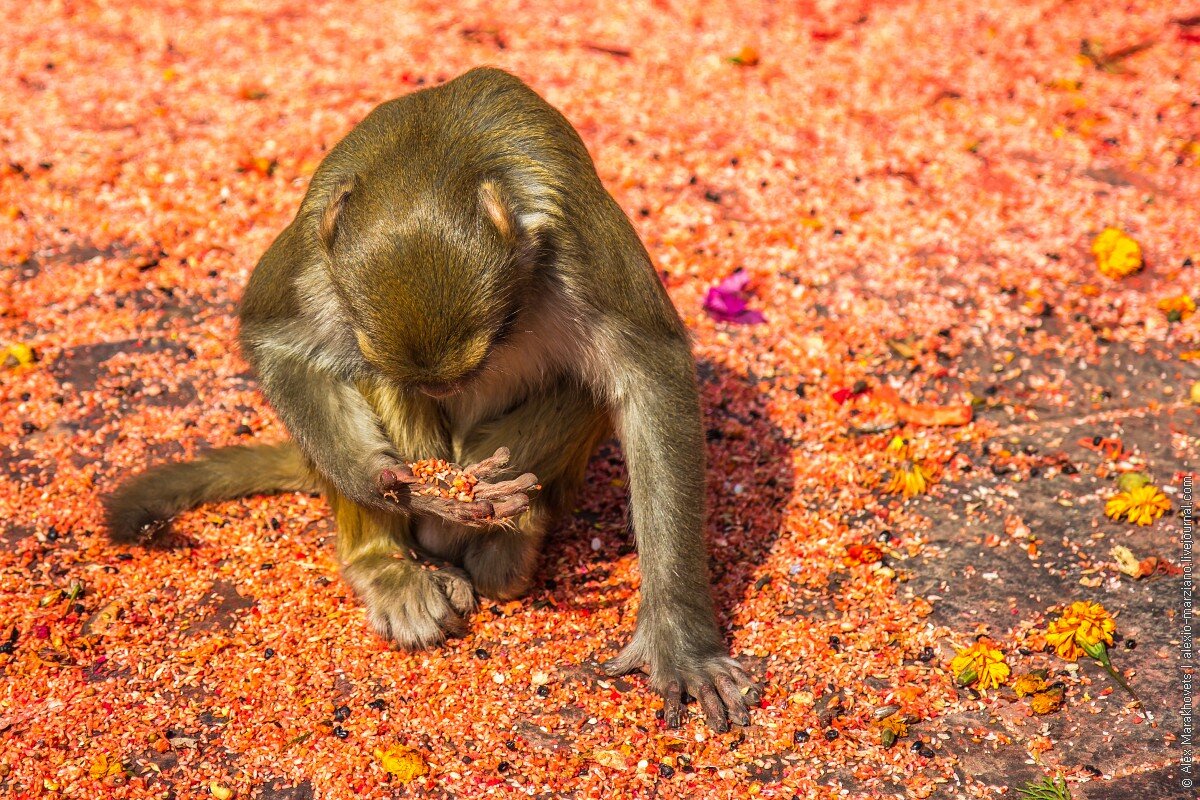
377;447;539;527
601;635;761;732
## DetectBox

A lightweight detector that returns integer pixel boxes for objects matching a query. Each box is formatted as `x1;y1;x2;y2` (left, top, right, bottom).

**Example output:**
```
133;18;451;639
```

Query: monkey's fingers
473;472;539;500
463;447;511;480
489;493;530;520
379;466;418;491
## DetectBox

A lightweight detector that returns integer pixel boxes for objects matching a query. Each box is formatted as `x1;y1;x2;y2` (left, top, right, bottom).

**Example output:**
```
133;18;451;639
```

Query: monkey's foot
344;555;477;649
602;640;761;732
462;529;540;600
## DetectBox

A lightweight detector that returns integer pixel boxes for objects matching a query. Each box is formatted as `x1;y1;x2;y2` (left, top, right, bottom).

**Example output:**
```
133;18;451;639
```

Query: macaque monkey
104;67;759;730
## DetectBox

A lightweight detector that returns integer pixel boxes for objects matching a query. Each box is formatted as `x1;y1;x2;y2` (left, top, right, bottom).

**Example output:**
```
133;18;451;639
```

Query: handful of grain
407;458;479;502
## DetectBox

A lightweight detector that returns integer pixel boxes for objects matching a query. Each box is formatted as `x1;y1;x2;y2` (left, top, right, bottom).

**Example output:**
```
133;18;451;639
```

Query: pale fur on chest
436;301;582;457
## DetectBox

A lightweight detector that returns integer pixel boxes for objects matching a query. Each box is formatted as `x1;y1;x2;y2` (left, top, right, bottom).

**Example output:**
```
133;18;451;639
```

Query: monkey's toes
357;561;477;649
602;647;760;732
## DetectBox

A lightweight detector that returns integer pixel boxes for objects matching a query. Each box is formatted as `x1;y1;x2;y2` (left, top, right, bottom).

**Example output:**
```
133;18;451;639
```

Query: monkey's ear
479;179;519;242
319;176;356;251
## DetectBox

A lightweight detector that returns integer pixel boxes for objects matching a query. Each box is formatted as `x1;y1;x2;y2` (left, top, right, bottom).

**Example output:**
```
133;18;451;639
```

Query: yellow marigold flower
1158;294;1196;322
1091;227;1142;279
886;461;934;497
374;745;429;783
1105;484;1170;526
1029;687;1065;715
1012;672;1047;698
1044;601;1115;662
949;640;1010;690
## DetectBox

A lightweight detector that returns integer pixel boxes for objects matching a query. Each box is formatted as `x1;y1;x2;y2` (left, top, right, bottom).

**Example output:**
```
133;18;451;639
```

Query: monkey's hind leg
455;380;611;600
329;489;476;649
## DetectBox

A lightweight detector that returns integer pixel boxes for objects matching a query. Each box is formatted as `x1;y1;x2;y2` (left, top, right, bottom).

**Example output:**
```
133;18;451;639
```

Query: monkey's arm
595;330;760;731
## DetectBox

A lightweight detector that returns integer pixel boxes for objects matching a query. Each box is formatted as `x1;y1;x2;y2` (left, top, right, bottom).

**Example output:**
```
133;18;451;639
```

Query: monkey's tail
103;441;319;543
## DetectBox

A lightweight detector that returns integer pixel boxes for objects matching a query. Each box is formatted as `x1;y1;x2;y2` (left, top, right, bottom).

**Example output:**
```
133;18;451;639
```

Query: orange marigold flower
1029;687;1065;715
949;640;1010;690
1011;672;1047;698
1105;484;1170;526
1045;601;1115;662
1158;294;1196;322
1091;227;1142;278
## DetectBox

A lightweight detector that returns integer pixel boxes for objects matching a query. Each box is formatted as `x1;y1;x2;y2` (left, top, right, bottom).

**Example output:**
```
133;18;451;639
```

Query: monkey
103;67;760;731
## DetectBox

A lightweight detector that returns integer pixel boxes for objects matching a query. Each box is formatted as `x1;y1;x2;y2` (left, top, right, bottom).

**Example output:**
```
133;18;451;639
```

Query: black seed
333;705;351;722
45;528;59;541
659;763;675;778
116;553;133;561
235;424;253;436
1018;647;1032;656
639;208;650;217
828;635;841;649
72;603;85;615
911;740;924;752
1029;467;1041;478
270;517;281;530
1062;464;1079;475
264;648;275;659
1125;639;1137;650
497;761;510;773
368;699;387;711
792;730;810;744
0;643;14;655
919;744;935;758
704;190;722;203
536;685;550;698
1092;435;1103;446
461;755;473;764
654;708;664;719
19;392;30;401
824;729;839;741
918;646;935;662
877;530;893;542
832;228;844;236
1084;764;1102;777
505;740;517;751
20;421;37;435
260;562;274;570
332;726;348;739
475;648;490;660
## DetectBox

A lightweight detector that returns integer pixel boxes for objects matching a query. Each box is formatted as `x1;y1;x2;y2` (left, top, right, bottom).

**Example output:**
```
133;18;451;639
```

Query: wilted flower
1029;686;1065;715
1105;484;1170;526
1012;672;1047;698
877;714;908;748
886;462;934;497
1091;227;1142;278
1044;601;1115;661
950;639;1010;690
703;271;765;324
1045;601;1141;708
1158;294;1196;322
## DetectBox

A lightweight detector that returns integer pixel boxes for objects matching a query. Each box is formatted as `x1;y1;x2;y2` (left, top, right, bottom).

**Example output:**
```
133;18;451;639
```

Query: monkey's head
319;174;538;397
